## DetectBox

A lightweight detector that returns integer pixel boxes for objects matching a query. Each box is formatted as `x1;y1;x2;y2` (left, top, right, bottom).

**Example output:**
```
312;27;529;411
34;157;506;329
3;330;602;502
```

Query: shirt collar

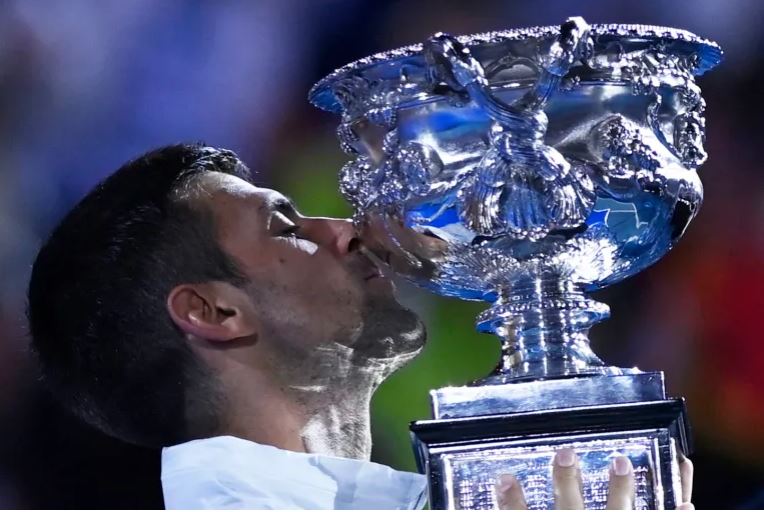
161;435;427;509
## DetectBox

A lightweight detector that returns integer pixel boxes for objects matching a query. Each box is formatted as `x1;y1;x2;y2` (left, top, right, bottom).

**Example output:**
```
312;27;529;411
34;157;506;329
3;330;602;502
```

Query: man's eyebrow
262;195;298;215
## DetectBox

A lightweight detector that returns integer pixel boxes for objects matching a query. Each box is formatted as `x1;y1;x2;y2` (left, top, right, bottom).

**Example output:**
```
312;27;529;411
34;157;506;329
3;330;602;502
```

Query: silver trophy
309;18;721;509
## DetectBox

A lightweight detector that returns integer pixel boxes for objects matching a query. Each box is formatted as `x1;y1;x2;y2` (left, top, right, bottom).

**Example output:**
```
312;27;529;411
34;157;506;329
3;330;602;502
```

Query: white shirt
161;436;428;509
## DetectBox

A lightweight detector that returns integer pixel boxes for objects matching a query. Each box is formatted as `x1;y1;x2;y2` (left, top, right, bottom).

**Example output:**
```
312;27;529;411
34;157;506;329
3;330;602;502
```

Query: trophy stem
476;275;617;383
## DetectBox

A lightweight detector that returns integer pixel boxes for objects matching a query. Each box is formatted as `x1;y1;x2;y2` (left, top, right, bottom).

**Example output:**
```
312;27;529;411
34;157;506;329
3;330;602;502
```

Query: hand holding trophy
310;17;721;509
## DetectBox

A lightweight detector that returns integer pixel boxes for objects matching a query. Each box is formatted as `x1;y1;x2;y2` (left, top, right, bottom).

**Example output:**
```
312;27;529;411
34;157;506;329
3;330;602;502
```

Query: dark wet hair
27;143;250;447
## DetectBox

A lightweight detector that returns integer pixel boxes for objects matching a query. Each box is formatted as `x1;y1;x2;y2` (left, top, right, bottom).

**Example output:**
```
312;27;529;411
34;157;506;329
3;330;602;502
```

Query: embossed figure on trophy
423;17;597;241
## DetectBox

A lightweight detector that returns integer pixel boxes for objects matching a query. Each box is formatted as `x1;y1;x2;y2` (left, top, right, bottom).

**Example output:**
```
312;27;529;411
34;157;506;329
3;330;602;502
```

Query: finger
676;502;695;510
605;456;635;510
552;448;584;510
495;474;528;510
678;454;694;504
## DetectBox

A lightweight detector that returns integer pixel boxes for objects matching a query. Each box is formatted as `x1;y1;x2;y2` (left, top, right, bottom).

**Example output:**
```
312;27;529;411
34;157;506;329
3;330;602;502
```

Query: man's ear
166;282;258;343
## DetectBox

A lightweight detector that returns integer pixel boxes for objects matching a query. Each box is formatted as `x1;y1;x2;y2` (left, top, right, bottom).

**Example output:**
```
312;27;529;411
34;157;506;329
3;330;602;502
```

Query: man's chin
353;305;427;361
355;337;425;364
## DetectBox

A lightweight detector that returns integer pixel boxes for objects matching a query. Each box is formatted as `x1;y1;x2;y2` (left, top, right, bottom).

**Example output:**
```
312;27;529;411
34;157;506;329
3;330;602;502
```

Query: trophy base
410;399;690;510
431;372;666;419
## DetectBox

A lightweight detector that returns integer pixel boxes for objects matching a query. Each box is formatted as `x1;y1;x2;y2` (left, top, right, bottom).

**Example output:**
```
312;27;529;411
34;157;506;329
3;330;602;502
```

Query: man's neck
293;364;378;459
219;342;418;460
287;342;421;459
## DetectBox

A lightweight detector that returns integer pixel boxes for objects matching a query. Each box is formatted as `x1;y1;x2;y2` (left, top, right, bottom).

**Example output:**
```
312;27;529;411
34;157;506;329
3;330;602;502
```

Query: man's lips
355;244;389;281
364;268;384;281
360;255;385;280
346;253;386;281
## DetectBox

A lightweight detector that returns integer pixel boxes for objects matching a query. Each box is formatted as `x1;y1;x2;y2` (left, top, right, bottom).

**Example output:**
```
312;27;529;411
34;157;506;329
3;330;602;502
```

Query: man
27;143;693;509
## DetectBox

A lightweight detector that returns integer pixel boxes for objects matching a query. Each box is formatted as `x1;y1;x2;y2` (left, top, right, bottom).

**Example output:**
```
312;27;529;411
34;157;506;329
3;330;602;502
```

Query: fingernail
612;456;632;476
555;448;577;467
496;474;514;493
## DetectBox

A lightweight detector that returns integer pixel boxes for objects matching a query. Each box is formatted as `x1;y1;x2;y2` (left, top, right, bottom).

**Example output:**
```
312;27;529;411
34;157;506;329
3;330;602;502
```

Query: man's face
195;172;425;361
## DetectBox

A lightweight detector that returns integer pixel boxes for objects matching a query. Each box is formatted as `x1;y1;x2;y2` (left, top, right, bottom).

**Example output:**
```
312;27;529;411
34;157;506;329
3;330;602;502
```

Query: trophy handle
423;17;591;120
423;32;538;129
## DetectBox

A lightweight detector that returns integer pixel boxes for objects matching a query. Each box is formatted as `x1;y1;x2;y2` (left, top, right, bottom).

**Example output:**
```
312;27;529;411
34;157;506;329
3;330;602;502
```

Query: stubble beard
349;293;427;365
257;291;426;459
272;297;427;389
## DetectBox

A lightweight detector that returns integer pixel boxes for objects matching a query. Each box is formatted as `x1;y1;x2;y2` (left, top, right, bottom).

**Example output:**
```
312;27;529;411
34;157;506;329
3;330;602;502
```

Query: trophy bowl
310;18;721;510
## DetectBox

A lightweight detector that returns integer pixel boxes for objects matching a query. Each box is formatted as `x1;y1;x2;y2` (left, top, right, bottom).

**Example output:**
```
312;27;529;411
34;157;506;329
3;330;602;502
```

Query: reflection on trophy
310;17;721;509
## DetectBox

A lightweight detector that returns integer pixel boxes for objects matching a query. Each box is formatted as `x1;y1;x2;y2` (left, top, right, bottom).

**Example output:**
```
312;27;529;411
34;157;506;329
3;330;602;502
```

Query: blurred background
0;0;761;508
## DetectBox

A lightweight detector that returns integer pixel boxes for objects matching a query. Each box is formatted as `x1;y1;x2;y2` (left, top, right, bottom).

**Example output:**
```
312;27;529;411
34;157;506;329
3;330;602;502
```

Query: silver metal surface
430;430;678;510
432;372;666;419
310;17;721;382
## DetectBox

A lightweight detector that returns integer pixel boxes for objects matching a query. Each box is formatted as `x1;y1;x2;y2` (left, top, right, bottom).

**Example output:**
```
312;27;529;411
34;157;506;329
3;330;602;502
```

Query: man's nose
305;218;359;257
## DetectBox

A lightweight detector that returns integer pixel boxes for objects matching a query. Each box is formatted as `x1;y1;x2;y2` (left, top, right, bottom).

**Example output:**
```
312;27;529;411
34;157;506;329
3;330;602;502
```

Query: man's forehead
197;172;291;209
